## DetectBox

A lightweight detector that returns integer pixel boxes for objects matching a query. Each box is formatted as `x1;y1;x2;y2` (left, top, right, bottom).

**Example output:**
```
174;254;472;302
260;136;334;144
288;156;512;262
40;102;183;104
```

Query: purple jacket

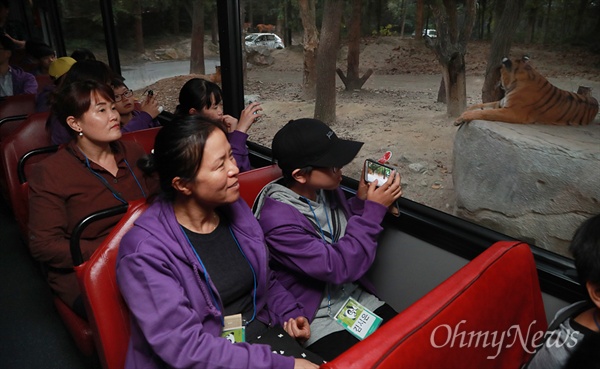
228;130;251;172
256;188;387;321
117;197;303;369
7;66;37;96
120;110;161;133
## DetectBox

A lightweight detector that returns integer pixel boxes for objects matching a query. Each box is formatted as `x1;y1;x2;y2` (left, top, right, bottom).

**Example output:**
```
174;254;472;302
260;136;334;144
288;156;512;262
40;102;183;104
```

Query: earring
78;131;83;137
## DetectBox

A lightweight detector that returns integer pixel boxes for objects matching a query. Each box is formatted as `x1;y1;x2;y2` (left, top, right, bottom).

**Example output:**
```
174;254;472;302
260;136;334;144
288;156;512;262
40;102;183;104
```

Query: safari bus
1;0;597;368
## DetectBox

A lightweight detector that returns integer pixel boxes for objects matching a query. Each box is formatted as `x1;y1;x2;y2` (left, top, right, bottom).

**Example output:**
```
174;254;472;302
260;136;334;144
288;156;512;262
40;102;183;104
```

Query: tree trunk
426;0;476;117
190;0;205;74
399;0;407;38
415;0;424;40
298;0;318;99
481;0;523;103
336;0;373;91
440;54;467;116
314;0;343;124
133;0;144;53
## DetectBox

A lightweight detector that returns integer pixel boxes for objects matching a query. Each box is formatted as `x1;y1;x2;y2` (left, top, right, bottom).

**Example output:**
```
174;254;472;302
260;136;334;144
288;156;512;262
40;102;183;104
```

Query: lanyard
181;224;257;326
79;149;147;204
302;194;339;315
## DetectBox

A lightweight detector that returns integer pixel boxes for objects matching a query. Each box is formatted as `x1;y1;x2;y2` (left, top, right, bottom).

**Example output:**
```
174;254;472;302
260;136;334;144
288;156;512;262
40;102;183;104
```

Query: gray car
245;33;285;50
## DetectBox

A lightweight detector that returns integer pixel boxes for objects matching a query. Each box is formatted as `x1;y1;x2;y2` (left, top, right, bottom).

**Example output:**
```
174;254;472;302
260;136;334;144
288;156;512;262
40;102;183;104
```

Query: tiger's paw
454;117;468;126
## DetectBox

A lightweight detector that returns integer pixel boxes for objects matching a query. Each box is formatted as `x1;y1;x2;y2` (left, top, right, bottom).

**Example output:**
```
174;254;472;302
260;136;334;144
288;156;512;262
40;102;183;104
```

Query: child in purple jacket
253;118;403;360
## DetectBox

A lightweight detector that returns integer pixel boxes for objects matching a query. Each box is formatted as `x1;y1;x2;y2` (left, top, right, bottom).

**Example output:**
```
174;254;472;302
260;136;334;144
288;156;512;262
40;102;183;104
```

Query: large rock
453;120;600;255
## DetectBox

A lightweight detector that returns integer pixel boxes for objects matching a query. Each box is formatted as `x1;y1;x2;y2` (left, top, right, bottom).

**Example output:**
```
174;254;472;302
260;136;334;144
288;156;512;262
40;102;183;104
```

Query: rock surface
453;120;600;254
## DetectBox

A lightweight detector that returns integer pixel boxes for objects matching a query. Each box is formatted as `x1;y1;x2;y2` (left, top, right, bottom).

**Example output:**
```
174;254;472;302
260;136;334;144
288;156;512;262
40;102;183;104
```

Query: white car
422;29;437;38
245;33;285;50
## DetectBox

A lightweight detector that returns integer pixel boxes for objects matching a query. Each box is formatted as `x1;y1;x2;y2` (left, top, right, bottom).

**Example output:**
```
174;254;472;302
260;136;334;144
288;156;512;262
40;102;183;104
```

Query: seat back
121;127;160;154
35;74;53;94
320;241;548;369
237;164;282;207
0;112;52;235
0;94;36;119
75;199;149;369
0;94;36;139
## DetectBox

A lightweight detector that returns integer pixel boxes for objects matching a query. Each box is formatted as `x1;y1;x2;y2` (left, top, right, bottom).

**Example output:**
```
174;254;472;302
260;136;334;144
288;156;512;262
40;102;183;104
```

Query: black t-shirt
182;218;255;322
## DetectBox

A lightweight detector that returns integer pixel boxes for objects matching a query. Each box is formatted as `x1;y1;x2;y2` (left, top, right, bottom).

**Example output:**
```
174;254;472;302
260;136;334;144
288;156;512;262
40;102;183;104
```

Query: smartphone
364;159;395;187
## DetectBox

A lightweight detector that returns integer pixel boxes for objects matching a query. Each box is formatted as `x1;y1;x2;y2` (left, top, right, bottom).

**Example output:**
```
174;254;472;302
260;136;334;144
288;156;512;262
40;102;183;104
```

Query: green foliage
372;24;396;36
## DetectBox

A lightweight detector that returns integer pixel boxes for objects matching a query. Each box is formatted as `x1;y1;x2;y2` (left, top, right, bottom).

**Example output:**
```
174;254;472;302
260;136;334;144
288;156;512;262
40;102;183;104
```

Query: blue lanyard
301;194;335;243
80;150;146;204
302;194;338;315
181;224;257;326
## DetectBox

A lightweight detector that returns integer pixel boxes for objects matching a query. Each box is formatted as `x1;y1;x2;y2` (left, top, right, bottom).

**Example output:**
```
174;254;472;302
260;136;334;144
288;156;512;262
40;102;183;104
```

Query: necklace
593;309;600;332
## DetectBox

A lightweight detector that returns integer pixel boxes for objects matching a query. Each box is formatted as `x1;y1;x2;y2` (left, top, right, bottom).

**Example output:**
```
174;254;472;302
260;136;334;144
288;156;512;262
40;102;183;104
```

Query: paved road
121;58;220;91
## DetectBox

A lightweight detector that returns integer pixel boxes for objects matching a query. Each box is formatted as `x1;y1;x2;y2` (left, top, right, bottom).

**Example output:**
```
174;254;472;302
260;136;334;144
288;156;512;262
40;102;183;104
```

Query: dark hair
0;0;9;9
58;59;116;89
70;48;96;62
25;39;55;59
0;34;14;51
281;166;313;187
569;213;600;287
138;115;227;201
110;77;127;90
52;80;115;138
174;78;223;118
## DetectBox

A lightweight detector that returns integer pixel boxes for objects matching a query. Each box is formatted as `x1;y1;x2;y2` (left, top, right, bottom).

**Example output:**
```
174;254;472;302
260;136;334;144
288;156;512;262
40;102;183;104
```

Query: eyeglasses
114;89;133;102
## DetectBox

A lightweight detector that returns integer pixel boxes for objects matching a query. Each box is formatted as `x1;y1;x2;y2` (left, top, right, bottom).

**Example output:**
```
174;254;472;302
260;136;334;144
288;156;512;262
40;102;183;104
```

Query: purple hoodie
254;186;387;321
117;197;303;369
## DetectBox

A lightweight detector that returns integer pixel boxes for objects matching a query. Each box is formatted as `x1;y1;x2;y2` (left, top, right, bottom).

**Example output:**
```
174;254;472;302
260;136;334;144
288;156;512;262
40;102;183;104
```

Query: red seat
320;241;547;369
237;164;282;207
0;112;52;235
35;74;53;94
74;199;149;369
0;94;37;140
121;126;160;154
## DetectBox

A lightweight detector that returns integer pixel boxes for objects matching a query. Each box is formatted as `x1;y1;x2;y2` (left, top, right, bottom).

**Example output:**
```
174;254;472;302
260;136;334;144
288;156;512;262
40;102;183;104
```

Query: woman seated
45;59;118;145
111;78;161;132
175;77;262;171
116;116;322;369
253;118;403;361
28;80;157;318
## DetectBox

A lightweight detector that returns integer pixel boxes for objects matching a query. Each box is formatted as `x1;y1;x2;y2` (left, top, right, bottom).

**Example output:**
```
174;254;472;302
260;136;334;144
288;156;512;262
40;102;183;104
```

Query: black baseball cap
272;118;364;173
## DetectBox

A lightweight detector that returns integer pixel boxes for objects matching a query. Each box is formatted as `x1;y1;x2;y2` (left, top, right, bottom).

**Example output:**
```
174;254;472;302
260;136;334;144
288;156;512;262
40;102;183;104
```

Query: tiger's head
499;56;536;93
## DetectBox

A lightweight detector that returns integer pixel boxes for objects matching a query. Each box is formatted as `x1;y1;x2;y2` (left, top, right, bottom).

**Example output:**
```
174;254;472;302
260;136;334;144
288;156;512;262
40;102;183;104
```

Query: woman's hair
138;115;227;201
52;80;115;138
58;59;116;89
174;78;223;118
70;48;96;62
569;213;600;287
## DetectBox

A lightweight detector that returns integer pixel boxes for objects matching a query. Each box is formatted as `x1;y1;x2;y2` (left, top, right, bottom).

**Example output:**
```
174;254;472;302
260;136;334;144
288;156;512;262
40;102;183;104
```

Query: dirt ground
141;37;600;213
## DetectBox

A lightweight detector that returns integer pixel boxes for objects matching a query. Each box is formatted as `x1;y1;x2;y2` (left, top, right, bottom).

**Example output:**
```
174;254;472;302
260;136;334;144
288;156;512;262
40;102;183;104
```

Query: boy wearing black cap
253;118;403;360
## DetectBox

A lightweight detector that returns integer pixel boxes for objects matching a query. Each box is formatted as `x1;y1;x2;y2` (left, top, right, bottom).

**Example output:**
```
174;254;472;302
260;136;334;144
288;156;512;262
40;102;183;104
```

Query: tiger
454;56;599;126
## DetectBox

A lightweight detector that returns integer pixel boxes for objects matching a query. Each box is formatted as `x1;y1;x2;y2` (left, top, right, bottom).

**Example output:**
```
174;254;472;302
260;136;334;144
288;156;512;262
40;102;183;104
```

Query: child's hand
236;102;263;133
366;171;403;208
222;115;238;133
140;93;161;118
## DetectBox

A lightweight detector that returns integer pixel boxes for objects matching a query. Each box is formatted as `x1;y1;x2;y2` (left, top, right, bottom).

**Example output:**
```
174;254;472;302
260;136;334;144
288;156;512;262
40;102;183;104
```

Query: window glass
54;0;598;260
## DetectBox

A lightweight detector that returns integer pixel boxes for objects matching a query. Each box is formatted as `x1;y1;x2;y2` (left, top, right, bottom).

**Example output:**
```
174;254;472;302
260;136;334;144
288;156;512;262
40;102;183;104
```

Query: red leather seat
0;94;36;140
237;164;282;207
74;199;149;369
0;112;52;235
320;241;548;369
121;126;160;154
35;74;53;94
